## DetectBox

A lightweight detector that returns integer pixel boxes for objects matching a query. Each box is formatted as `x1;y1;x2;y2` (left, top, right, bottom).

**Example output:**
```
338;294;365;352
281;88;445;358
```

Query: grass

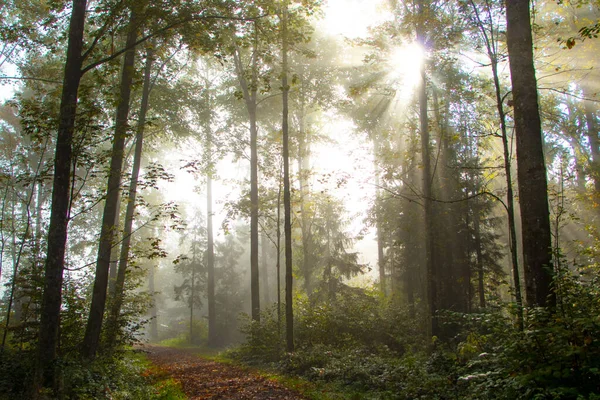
133;352;187;400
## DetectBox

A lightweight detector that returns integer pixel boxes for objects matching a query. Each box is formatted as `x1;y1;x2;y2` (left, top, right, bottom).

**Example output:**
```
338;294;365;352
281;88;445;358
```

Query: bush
294;289;426;354
455;264;600;399
233;306;284;364
0;349;34;399
61;351;184;399
279;345;460;399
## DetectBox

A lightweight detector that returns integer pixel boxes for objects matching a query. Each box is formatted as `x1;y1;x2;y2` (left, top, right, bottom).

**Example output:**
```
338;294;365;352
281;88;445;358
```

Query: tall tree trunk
104;45;154;350
473;204;485;309
33;0;87;392
108;192;122;297
148;263;158;342
82;7;139;359
297;93;313;298
416;0;437;339
261;232;270;305
249;24;260;322
373;139;386;296
469;0;523;326
276;181;282;335
281;4;294;353
206;98;217;347
583;86;600;193
505;0;554;308
190;240;196;344
233;30;260;322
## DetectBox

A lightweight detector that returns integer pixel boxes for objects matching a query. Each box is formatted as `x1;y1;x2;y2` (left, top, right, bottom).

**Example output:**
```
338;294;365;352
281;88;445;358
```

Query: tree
33;0;87;391
464;0;523;326
174;225;206;345
415;0;438;338
104;45;155;351
232;19;261;322
505;0;554;308
280;1;294;353
82;3;142;359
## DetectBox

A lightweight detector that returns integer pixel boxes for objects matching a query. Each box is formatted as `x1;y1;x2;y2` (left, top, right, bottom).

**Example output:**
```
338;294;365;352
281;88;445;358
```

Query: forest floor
143;345;308;399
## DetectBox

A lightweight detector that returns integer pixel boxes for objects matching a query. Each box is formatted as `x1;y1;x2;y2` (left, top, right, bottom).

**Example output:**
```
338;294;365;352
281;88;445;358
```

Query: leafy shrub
279;345;460;399
294;289;426;354
0;350;184;399
61;351;183;399
233;305;285;364
0;349;34;398
456;264;600;399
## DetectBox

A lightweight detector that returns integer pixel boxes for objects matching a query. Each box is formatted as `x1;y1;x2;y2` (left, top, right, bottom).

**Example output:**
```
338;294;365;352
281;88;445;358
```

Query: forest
0;0;599;398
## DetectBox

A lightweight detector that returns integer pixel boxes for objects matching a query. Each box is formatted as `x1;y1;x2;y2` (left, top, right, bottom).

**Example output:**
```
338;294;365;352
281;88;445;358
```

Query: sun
387;42;426;98
388;43;425;87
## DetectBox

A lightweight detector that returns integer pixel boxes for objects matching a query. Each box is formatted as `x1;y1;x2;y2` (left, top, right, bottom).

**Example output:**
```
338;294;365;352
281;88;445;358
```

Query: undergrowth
228;267;600;400
0;349;186;399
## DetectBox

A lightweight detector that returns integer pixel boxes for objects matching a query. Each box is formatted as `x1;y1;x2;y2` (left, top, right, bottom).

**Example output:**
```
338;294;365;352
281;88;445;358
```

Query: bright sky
321;0;391;38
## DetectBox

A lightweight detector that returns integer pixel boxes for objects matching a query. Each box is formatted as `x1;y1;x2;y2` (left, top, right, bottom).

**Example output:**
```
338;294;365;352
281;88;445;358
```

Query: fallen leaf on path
143;345;308;400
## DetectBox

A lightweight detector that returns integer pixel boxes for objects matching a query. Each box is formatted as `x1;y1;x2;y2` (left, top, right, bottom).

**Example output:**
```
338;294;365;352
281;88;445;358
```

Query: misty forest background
1;0;600;398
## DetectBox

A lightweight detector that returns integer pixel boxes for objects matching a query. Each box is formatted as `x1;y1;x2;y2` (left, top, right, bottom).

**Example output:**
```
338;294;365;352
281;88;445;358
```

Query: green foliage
294;289;426;353
455;264;600;399
229;265;600;399
280;347;460;399
0;349;33;398
234;306;284;364
61;352;188;400
0;350;185;400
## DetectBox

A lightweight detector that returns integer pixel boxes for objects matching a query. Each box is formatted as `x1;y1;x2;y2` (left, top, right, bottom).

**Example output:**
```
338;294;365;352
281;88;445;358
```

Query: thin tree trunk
190;239;196;344
416;0;437;339
298;108;312;298
469;0;523;326
82;7;139;359
505;0;554;308
261;232;270;305
104;45;154;350
281;4;294;353
276;181;282;336
248;30;260;322
233;33;260;322
374;147;386;296
33;0;87;392
108;192;121;297
473;204;485;309
148;263;158;342
583;86;600;193
206;102;217;347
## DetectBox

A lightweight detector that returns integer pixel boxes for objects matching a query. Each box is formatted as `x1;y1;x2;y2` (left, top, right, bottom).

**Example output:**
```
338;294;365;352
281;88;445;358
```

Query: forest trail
143;345;308;399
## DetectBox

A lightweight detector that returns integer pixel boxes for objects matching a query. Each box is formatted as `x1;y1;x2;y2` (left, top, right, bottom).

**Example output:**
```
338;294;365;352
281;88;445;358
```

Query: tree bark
233;31;260;322
104;45;154;350
583;86;600;193
505;0;554;308
82;7;139;359
108;192;122;297
206;99;217;347
468;0;523;325
473;204;485;309
297;95;313;298
148;263;158;342
281;4;294;353
416;0;437;339
33;0;87;392
261;231;270;305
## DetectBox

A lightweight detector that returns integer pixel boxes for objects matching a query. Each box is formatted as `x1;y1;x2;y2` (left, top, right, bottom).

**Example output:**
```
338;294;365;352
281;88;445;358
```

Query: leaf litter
143;345;308;399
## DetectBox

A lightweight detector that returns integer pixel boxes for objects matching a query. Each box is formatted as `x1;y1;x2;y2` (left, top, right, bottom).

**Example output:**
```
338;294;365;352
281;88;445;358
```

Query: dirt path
143;345;308;399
